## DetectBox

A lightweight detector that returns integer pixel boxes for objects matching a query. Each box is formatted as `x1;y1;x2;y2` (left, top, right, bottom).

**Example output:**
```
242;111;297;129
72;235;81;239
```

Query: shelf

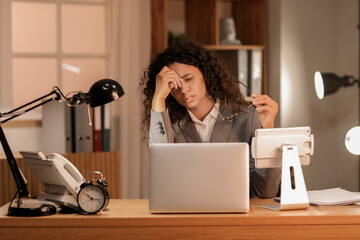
207;45;265;51
151;0;268;94
1;119;41;128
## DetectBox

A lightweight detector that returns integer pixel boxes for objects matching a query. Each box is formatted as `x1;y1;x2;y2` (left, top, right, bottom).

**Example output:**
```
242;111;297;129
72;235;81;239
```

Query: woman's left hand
251;94;278;128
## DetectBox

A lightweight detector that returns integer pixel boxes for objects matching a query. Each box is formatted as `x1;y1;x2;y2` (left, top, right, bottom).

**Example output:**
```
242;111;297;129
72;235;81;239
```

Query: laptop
149;142;249;213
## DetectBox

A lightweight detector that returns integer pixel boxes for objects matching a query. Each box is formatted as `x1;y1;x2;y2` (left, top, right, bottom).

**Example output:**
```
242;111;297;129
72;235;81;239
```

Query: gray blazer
149;104;281;198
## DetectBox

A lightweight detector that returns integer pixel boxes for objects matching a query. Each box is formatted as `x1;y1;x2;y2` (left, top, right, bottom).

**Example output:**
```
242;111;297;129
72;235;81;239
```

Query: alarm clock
77;171;109;214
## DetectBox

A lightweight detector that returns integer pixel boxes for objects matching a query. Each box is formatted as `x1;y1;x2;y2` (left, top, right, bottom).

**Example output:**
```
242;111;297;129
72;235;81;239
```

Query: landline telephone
20;151;109;214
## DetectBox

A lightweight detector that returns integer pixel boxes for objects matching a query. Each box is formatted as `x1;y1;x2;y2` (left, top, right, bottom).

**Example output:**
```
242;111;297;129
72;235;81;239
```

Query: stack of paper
307;188;360;206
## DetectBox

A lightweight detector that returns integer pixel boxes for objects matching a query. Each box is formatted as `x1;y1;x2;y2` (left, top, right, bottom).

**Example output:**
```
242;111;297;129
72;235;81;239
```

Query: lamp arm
0;89;61;124
1;98;56;124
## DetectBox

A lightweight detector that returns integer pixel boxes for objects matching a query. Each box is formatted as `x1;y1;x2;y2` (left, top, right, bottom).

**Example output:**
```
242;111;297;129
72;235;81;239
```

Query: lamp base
7;199;57;217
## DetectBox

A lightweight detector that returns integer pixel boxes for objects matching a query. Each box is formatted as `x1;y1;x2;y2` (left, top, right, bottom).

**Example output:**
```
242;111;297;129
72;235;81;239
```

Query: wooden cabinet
151;0;268;94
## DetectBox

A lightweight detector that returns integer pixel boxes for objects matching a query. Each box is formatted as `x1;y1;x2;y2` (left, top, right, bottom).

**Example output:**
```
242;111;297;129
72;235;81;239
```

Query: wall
115;0;151;199
269;0;359;191
2;0;359;197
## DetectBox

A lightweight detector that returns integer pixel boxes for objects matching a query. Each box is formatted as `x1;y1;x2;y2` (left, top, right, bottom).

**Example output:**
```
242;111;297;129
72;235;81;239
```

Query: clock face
77;184;109;214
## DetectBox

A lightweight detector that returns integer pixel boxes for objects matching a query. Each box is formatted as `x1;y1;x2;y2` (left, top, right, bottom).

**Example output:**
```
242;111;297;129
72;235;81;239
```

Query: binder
238;50;249;97
247;50;252;93
101;104;111;151
250;49;262;95
42;101;72;153
93;107;102;152
73;104;93;153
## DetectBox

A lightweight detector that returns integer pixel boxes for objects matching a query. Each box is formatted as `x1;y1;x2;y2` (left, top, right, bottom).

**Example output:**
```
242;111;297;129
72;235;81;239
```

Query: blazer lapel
178;113;202;143
210;105;234;142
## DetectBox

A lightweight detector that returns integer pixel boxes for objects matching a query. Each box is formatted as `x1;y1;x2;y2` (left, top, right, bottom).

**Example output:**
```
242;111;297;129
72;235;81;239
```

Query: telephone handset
47;153;85;196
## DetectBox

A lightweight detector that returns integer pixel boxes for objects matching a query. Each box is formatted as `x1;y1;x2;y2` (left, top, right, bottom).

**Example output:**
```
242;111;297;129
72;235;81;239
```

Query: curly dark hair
140;41;249;133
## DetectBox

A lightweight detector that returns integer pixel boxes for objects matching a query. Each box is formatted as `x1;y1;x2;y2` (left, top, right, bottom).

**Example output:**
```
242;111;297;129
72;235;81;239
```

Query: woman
140;41;280;198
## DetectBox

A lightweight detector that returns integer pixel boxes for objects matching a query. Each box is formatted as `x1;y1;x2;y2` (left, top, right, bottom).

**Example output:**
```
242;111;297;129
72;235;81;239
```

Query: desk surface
1;199;360;239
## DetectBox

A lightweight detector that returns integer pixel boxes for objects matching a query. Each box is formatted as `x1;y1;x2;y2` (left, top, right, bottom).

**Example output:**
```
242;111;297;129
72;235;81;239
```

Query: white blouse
187;102;220;142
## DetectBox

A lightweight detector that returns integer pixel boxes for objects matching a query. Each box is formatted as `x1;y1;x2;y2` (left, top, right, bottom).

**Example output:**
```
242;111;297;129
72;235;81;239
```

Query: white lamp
345;127;360;155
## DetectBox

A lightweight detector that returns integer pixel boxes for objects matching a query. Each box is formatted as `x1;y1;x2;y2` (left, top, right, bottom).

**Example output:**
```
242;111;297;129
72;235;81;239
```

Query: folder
102;104;111;151
93;107;102;152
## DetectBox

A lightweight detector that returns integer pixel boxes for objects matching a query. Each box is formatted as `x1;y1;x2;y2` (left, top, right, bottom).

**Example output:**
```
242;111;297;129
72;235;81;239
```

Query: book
307;188;360;206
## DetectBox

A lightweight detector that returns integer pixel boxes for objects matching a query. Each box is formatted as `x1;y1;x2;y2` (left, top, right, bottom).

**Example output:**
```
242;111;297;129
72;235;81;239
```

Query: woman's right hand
152;66;182;112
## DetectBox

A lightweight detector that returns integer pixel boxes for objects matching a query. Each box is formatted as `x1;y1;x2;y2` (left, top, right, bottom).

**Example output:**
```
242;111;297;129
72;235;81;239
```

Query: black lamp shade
88;79;125;108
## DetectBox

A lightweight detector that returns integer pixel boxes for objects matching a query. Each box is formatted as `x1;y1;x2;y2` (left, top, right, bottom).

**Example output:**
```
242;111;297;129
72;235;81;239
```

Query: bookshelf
151;0;268;94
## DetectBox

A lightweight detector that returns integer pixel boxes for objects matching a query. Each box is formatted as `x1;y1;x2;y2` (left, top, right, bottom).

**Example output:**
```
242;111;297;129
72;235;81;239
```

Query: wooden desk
1;199;360;239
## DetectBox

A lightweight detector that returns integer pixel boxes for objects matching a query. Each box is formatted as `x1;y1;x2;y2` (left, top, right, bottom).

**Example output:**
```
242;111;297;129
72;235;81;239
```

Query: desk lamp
345;126;360;155
0;79;124;216
314;71;360;155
